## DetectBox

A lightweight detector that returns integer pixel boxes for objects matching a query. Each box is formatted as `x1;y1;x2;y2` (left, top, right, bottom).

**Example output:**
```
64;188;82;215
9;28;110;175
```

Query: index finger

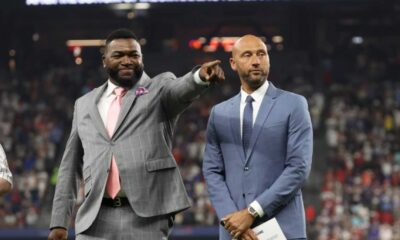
203;60;221;68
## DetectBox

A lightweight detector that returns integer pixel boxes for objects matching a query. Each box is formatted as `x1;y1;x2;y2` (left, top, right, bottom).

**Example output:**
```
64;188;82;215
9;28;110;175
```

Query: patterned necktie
105;87;126;199
243;95;254;157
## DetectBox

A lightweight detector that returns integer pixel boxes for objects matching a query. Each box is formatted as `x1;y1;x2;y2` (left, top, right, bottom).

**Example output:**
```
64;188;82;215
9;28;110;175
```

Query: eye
257;51;266;57
132;53;141;59
126;53;141;59
111;53;122;59
242;52;252;58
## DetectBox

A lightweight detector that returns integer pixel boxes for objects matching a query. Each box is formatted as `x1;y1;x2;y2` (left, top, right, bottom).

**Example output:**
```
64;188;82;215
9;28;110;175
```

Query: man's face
230;36;270;91
102;38;144;88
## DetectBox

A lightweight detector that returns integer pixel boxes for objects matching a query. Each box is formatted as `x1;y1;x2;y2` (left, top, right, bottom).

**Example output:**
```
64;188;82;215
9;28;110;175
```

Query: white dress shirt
0;144;13;187
97;80;120;127
240;80;269;218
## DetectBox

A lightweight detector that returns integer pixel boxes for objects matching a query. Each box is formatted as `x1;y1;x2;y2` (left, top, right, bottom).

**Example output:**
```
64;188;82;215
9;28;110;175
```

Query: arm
256;96;313;216
49;101;83;239
203;107;238;220
162;60;224;118
0;144;12;196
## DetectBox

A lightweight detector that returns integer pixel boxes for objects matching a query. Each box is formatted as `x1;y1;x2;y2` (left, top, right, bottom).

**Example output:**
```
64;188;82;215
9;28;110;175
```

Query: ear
229;57;237;71
102;55;106;68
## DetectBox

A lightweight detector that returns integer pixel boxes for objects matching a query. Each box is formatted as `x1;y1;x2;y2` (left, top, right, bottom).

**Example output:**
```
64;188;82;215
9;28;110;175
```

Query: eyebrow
240;49;266;55
111;50;140;54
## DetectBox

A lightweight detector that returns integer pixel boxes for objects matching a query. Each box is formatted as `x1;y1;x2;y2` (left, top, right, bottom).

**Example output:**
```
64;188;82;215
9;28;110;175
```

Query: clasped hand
222;208;258;240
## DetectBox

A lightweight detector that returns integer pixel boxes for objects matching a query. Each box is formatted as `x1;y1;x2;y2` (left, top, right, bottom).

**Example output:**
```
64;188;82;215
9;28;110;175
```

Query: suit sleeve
0;145;13;187
203;107;238;220
161;70;208;118
256;96;313;217
50;101;83;229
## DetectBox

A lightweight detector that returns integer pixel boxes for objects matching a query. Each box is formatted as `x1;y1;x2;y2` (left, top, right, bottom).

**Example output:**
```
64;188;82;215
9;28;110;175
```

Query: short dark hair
105;28;138;45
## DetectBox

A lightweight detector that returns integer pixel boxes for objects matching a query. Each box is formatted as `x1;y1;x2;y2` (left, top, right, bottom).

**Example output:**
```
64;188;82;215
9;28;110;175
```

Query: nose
251;55;261;67
121;56;133;65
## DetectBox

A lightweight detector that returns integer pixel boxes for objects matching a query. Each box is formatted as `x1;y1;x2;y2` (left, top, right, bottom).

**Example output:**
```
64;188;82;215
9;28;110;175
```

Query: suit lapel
229;93;246;164
112;73;150;139
245;82;279;164
89;82;109;140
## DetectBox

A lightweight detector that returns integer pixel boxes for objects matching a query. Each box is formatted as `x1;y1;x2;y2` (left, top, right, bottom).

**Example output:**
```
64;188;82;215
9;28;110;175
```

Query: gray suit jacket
50;71;207;234
203;83;313;239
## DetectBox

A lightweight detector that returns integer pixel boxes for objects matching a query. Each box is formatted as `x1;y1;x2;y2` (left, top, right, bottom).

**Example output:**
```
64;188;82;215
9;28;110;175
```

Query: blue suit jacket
203;82;313;239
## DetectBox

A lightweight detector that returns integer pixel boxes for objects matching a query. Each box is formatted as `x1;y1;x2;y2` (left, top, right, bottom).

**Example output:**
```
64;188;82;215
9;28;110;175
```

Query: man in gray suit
48;29;225;240
203;35;313;240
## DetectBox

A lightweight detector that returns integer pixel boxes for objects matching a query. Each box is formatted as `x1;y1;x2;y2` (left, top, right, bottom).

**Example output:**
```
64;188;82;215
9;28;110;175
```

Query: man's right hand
222;208;255;238
48;227;68;240
199;60;225;83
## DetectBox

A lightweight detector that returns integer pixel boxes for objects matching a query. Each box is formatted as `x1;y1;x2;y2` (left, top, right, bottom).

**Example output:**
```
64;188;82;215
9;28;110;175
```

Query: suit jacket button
244;167;249;171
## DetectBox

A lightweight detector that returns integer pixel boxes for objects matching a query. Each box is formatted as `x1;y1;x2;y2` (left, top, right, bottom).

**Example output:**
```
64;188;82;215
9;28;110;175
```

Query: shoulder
211;94;238;115
75;91;92;106
74;86;102;108
152;72;177;81
145;72;179;90
277;89;308;109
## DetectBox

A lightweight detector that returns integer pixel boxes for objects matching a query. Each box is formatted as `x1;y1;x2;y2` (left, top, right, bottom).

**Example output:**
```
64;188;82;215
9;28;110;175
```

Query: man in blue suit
203;35;313;240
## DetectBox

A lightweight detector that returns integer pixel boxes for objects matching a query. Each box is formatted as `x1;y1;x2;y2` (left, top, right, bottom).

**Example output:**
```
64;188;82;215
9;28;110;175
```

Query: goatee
107;64;144;89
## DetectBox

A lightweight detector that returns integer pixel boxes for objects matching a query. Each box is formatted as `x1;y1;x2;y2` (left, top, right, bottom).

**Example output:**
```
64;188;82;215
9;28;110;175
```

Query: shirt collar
240;80;269;105
105;80;119;97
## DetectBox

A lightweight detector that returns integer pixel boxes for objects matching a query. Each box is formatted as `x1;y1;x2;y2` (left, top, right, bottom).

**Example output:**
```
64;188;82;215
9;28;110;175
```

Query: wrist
247;206;259;219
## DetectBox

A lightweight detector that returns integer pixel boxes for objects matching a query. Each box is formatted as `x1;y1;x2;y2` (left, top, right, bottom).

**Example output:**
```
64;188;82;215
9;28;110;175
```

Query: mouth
119;69;134;76
249;70;262;75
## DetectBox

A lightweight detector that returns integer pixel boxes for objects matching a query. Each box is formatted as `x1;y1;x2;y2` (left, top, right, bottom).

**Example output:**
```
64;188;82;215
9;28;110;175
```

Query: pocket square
135;87;149;96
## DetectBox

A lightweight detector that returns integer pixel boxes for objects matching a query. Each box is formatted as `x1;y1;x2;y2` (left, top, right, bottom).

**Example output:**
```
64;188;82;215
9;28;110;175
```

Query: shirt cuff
193;69;210;86
250;201;265;218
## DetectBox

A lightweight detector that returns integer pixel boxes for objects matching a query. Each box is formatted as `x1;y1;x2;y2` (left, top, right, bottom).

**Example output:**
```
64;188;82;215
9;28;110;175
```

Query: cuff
193;69;210;86
250;200;265;218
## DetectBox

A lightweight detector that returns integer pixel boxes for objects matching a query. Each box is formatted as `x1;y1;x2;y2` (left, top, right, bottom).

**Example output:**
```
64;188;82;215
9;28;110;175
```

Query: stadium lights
27;0;272;5
112;3;134;10
66;39;105;47
352;36;363;45
139;38;147;45
27;0;136;5
127;11;136;19
9;49;16;57
66;38;146;47
272;35;284;44
111;3;151;10
32;33;40;42
189;36;246;52
134;3;150;9
75;57;83;65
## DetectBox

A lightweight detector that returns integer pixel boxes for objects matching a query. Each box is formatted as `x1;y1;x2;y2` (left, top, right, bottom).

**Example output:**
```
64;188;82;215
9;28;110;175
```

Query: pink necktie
105;87;126;199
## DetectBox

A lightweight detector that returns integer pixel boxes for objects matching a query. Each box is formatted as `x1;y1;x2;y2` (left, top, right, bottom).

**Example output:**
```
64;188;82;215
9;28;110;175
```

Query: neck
110;78;134;89
241;78;267;94
241;85;255;94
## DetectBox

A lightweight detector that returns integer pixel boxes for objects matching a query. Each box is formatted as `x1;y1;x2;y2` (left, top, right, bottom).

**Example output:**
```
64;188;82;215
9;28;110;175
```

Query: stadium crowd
313;42;400;239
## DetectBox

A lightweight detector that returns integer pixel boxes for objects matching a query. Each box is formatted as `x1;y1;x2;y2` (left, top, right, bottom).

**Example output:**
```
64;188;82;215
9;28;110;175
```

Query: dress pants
76;203;174;240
